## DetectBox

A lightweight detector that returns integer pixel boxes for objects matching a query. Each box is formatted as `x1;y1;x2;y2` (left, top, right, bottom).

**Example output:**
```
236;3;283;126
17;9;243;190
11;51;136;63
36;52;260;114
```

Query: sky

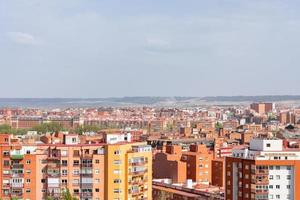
0;0;300;98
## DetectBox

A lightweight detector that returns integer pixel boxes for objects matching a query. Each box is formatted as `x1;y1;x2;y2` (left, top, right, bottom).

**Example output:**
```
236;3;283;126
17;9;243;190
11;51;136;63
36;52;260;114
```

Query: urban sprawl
0;102;299;200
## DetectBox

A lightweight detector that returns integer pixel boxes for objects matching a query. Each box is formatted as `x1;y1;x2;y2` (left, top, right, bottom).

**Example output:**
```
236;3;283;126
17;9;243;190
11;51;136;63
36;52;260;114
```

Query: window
114;150;120;155
26;189;30;193
269;166;273;170
95;188;99;192
276;185;280;189
26;160;31;164
275;166;280;170
62;179;67;185
287;175;291;180
287;185;291;189
73;160;79;166
95;179;100;183
114;179;122;183
3;160;9;166
269;185;273;189
62;170;68;176
266;143;271;147
3;151;9;156
95;169;99;174
26;170;31;174
73;169;79;175
62;160;67;166
287;166;291;170
73;150;80;157
41;159;47;164
114;189;121;193
41;179;46;183
269;175;273;180
276;195;280;199
276;175;280;180
26;179;30;184
73;189;79;194
95;159;100;164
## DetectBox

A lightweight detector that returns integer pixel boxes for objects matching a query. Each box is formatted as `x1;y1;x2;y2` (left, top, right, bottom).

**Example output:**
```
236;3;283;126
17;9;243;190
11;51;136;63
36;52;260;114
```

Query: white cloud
6;32;41;45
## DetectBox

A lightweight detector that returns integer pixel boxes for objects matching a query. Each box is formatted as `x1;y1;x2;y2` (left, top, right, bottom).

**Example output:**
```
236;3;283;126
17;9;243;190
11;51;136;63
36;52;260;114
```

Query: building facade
225;138;300;200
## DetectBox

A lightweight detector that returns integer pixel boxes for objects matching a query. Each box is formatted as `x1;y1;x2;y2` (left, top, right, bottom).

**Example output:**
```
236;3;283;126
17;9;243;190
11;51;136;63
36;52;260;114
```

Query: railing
130;161;148;166
130;169;148;176
2;183;10;187
11;183;24;188
47;173;60;178
47;163;60;168
80;183;93;188
12;164;24;169
11;192;23;197
80;173;93;177
11;173;24;178
81;163;93;168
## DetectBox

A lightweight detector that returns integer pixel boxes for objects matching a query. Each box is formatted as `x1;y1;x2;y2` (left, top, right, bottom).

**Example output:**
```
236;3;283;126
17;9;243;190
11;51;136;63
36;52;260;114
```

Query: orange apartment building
250;103;273;114
153;143;213;185
225;138;300;200
0;134;105;200
105;142;152;200
0;133;153;200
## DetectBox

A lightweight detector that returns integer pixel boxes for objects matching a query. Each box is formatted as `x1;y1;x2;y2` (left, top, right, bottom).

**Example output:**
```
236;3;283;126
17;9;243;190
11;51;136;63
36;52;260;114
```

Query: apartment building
153;143;213;185
225;138;300;200
0;134;105;200
0;133;152;200
105;142;152;200
250;103;273;114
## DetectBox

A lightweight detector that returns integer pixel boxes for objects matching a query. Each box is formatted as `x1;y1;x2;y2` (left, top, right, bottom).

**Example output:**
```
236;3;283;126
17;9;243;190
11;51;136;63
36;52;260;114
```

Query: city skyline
1;0;300;97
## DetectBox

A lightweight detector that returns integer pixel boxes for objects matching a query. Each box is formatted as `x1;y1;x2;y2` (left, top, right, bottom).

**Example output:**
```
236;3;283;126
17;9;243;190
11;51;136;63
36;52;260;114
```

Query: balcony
47;192;61;198
2;183;10;188
129;179;147;185
12;164;24;169
130;169;148;176
255;189;269;195
11;192;23;198
130;160;148;166
11;173;24;178
80;183;93;188
80;173;93;178
80;192;93;198
47;172;60;178
254;169;269;175
11;183;24;188
47;163;60;168
81;163;93;168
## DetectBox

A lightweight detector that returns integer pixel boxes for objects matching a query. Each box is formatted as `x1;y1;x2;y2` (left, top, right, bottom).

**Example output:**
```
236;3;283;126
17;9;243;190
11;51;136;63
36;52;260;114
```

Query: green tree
32;122;64;134
75;125;100;135
0;124;12;133
0;124;29;135
62;188;78;200
215;122;223;131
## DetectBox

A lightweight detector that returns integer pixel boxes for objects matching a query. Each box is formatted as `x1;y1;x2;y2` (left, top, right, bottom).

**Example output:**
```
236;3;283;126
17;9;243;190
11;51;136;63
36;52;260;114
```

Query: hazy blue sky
1;0;300;97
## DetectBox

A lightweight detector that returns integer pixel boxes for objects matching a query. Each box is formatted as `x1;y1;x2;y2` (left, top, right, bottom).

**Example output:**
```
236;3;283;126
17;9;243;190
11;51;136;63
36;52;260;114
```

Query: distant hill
200;95;300;102
0;95;300;108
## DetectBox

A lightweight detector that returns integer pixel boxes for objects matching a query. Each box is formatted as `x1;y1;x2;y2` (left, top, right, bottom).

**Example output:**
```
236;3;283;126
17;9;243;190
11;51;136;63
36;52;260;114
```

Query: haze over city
1;0;300;97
